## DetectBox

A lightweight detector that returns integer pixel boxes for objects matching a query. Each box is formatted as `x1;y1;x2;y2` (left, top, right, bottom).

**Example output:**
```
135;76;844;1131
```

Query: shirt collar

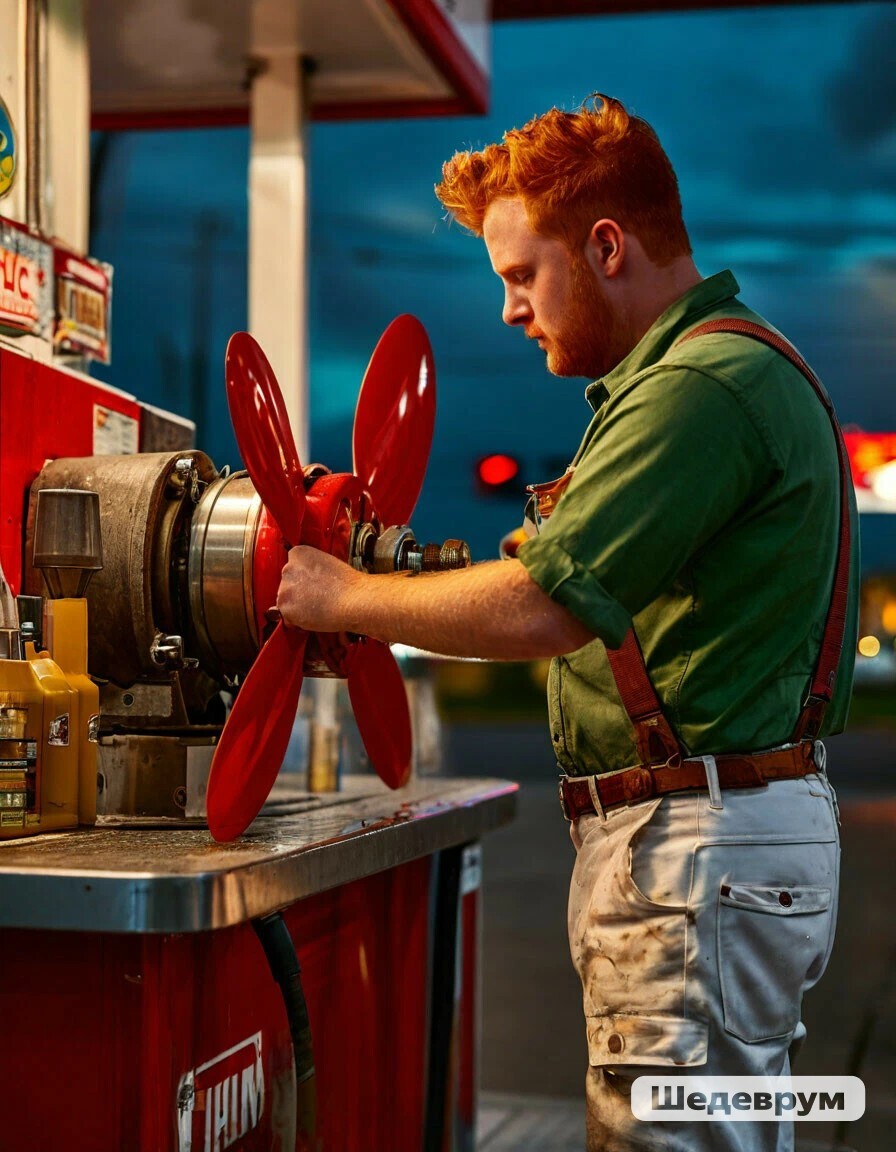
584;269;741;411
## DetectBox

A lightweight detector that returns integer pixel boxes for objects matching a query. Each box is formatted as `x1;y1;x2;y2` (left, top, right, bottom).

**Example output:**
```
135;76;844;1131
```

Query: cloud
826;7;896;148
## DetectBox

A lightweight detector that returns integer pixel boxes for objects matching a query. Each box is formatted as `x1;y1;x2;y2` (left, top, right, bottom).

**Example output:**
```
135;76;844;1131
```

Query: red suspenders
605;319;853;764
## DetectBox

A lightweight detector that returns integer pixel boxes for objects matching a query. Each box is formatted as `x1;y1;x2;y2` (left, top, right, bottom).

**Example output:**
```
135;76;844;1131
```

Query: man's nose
502;286;530;327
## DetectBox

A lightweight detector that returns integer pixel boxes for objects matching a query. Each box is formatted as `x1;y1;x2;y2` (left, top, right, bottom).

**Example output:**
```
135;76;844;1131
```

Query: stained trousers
568;768;840;1152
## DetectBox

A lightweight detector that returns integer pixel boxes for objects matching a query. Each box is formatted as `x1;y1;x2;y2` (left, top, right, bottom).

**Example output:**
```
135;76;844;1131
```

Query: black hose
253;912;317;1147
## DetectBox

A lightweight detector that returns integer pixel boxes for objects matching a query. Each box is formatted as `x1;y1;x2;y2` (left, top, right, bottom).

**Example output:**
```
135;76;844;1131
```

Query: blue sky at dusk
90;3;896;564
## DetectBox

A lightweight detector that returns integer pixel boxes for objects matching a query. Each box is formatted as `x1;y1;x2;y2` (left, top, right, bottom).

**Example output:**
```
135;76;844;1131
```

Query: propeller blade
206;622;307;841
226;332;306;545
347;640;412;790
352;315;436;528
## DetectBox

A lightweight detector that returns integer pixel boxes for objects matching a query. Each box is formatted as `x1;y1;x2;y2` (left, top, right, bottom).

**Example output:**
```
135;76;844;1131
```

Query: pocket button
608;1033;624;1055
779;891;793;907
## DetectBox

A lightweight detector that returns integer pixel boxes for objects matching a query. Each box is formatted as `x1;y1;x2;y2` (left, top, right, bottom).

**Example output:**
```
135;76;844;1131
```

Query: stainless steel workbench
0;775;517;934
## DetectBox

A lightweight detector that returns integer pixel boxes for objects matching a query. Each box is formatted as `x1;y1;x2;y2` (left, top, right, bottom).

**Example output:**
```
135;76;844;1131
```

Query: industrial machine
3;317;470;836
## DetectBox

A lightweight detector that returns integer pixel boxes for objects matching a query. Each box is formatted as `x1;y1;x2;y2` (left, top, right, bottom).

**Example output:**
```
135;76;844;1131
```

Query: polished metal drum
188;471;265;675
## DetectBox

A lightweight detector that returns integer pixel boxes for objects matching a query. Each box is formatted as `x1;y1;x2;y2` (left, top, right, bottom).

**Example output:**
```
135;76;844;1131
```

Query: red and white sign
177;1031;265;1152
0;215;53;338
844;432;896;512
54;247;113;363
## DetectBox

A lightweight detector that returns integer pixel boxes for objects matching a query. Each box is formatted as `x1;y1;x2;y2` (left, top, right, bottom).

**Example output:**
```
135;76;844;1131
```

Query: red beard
545;254;629;380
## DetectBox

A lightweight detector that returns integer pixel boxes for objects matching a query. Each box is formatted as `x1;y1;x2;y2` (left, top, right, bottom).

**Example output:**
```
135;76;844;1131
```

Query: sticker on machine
93;404;138;455
461;842;482;894
47;714;70;746
176;1031;265;1152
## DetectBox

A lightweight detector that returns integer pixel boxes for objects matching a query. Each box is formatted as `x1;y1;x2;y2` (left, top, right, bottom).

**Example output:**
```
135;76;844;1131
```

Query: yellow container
0;660;43;839
46;599;98;825
24;642;79;833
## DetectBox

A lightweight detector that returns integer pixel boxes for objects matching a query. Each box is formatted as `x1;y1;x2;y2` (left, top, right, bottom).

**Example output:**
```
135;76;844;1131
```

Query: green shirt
517;270;859;775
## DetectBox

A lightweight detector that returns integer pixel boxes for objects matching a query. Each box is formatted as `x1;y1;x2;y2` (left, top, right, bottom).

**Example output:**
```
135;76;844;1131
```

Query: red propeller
353;313;436;527
205;317;436;842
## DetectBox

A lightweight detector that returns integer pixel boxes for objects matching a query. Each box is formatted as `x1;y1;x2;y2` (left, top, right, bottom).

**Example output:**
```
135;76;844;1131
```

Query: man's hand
277;546;365;633
275;546;595;660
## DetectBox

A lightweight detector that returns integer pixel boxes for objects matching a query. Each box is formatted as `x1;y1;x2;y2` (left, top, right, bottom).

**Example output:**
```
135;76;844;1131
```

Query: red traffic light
477;454;520;488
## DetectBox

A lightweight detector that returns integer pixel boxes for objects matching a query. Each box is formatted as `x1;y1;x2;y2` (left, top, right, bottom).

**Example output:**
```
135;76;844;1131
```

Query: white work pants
568;769;840;1152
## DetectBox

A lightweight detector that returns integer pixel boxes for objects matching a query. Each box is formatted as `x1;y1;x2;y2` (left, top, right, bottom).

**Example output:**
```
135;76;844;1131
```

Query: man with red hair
278;95;857;1150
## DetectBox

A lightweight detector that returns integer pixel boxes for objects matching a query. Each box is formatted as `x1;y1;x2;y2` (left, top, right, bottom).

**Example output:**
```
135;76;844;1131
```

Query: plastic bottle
0;632;44;840
45;599;98;825
23;640;79;832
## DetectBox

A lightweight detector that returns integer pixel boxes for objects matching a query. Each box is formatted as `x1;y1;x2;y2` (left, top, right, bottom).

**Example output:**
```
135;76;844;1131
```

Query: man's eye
516;272;532;286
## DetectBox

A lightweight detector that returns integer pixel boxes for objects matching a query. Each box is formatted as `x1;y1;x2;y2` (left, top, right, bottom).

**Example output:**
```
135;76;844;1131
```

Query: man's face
482;197;623;379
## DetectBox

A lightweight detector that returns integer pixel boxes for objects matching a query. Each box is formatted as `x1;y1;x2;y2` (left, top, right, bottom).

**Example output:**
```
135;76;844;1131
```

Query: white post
247;1;310;460
45;0;89;254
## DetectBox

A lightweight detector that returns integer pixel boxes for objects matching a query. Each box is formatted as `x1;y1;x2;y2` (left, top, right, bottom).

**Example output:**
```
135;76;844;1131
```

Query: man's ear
585;218;625;279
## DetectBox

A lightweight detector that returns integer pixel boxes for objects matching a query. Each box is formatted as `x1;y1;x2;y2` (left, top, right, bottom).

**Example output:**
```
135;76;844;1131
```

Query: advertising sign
0;216;53;338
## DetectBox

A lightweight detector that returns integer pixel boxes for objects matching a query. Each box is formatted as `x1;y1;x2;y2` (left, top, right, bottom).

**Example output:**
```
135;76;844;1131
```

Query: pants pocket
717;882;833;1043
586;1012;708;1068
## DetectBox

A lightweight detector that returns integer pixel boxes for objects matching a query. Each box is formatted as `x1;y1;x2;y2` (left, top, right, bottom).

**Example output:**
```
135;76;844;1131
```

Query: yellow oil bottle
0;644;44;840
23;640;79;833
45;599;98;825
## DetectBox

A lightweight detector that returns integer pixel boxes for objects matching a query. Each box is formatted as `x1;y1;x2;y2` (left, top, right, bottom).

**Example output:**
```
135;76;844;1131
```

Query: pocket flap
720;884;831;916
586;1013;708;1068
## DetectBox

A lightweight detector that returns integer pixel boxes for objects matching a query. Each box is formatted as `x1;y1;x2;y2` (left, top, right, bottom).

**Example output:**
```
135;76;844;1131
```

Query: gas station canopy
89;0;490;128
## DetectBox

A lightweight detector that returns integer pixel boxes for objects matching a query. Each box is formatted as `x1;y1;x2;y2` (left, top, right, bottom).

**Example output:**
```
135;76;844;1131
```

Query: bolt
150;633;184;668
439;539;471;569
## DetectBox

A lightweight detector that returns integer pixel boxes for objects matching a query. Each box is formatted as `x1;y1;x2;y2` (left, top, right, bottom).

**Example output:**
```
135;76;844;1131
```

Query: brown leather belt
558;743;817;821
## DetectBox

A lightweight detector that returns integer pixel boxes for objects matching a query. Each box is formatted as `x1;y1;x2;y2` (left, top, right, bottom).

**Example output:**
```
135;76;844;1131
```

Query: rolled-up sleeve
517;536;633;647
517;365;773;645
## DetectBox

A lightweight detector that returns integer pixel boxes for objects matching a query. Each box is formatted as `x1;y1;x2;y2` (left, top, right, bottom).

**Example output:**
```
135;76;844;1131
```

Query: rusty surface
26;451;216;684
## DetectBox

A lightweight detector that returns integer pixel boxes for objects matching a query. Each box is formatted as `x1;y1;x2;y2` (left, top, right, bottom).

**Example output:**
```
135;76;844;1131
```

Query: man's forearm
277;549;594;660
344;560;592;658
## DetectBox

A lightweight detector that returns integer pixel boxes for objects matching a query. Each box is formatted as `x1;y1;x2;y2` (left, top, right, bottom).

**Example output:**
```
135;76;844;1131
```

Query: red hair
435;94;691;265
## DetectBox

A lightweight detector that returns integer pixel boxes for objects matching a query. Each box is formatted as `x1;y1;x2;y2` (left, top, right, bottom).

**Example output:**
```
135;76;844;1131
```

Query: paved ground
475;1093;862;1152
443;724;896;1152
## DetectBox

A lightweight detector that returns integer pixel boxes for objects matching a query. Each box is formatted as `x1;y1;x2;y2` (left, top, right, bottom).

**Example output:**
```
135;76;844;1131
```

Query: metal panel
0;774;518;932
0;857;437;1151
0;347;142;594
